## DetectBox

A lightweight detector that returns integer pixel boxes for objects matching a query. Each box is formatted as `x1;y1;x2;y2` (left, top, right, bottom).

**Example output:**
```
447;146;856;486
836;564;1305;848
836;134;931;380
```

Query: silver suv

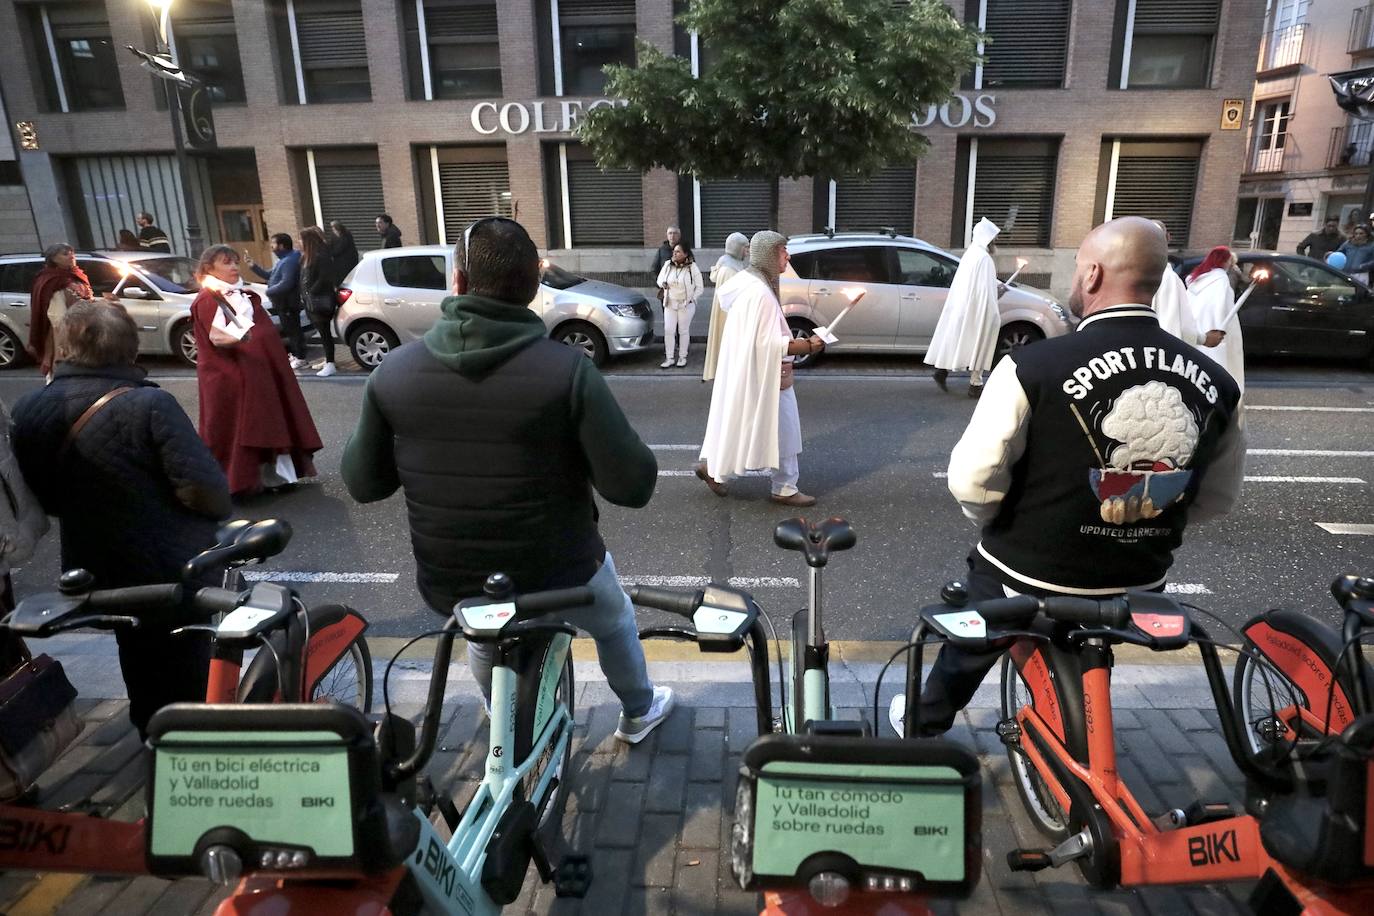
0;250;274;368
336;246;653;369
781;233;1074;366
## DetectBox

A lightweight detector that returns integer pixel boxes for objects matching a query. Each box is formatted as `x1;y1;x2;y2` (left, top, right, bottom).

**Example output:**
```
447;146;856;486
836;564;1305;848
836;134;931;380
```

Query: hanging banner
178;82;217;151
1329;67;1374;120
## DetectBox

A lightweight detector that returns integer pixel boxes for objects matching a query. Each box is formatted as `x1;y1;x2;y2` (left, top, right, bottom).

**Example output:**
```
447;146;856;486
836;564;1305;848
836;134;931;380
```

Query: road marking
8;874;88;916
1249;406;1374;413
649;444;700;450
1316;523;1374;536
243;571;400;583
1249;449;1374;457
660;469;769;477
621;575;801;589
1246;476;1366;484
1165;583;1213;595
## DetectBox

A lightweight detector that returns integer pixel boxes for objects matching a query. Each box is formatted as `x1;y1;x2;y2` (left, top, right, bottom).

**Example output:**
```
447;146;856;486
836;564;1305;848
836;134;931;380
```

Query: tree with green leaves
578;0;981;229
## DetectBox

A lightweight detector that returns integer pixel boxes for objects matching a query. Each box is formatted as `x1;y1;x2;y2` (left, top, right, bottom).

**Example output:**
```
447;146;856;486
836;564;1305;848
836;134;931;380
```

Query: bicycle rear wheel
1234;648;1308;758
1000;655;1070;841
238;604;373;713
522;652;575;831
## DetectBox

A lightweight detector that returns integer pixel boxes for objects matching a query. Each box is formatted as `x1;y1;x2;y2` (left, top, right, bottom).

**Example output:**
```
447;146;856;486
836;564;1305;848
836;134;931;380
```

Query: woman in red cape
191;245;322;496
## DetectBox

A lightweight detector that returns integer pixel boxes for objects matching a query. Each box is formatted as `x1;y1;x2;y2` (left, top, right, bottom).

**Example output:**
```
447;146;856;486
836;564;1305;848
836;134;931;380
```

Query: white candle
1221;269;1268;328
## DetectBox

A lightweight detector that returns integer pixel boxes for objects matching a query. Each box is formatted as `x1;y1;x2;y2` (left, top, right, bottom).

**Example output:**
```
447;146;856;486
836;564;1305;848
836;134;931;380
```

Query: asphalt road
3;349;1371;640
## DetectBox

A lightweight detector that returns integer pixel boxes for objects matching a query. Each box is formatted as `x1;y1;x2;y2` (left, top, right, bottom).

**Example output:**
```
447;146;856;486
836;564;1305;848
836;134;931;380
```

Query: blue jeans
466;552;655;718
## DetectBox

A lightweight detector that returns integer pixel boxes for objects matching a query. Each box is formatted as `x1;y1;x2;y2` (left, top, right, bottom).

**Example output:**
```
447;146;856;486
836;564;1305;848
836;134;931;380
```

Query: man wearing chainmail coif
695;231;827;507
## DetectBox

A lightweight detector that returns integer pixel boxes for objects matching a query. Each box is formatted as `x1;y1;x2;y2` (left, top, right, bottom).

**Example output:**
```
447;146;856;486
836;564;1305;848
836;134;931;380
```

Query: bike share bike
135;571;753;914
898;584;1374;914
0;518;371;877
631;517;982;916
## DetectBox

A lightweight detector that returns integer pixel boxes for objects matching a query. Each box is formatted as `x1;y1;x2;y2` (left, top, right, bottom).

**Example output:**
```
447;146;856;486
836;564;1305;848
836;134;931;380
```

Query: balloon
1327;251;1348;269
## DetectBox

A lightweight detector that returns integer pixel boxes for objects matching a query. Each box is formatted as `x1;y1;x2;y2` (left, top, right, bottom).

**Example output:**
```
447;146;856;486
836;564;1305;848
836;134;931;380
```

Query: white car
781;232;1074;366
0;250;274;368
335;246;654;369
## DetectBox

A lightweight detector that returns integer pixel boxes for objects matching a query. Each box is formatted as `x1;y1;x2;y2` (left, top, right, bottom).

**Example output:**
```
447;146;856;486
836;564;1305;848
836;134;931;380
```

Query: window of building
820;167;916;236
0;162;21;185
30;2;125;112
382;254;448;290
404;0;501;100
285;0;371;103
1112;0;1219;89
174;0;246;103
697;178;774;250
1252;100;1290;173
969;0;1070;89
953;138;1059;248
549;0;635;96
302;148;385;249
543;143;643;248
1094;140;1202;245
417;146;512;245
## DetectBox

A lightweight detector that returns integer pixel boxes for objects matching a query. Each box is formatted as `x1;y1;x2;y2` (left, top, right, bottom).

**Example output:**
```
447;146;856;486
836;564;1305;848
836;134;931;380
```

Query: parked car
335;246;654;368
1175;252;1374;366
780;232;1074;367
0;250;276;368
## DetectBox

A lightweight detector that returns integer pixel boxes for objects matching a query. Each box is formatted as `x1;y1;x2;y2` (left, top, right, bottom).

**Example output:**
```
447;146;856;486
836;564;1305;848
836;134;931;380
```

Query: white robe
1151;266;1201;345
1187;268;1244;392
924;218;1000;372
699;270;798;479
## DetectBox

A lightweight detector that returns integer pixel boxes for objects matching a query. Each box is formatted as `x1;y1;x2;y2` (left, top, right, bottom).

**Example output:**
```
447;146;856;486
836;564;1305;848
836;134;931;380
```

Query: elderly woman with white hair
703;232;749;381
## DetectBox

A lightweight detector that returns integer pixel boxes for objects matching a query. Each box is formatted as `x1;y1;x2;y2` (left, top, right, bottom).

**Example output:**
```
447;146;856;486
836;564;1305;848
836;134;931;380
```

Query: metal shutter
1133;0;1219;33
425;2;498;38
315;163;385;251
296;10;368;68
699;179;773;249
438;161;512;242
984;0;1069;88
835;167;915;236
568;160;642;246
559;0;634;20
973;153;1057;247
1110;155;1200;245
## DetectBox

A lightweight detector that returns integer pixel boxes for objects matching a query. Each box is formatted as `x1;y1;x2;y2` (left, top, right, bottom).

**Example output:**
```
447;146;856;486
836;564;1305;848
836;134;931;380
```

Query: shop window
1114;0;1219;89
699;178;773;250
291;0;371;103
955;138;1059;248
438;159;512;242
405;0;501;100
1095;140;1202;245
174;0;246;103
543;143;643;247
29;2;125;112
306;149;385;250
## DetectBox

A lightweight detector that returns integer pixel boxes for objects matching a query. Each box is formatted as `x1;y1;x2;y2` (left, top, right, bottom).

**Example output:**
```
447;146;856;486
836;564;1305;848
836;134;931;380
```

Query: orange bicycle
897;588;1374;914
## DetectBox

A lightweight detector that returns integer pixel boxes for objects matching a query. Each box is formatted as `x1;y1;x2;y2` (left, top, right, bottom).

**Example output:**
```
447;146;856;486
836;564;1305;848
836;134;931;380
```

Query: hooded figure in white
695;231;821;507
703;232;749;382
925;217;1001;394
1152;265;1202;345
1186;263;1244;392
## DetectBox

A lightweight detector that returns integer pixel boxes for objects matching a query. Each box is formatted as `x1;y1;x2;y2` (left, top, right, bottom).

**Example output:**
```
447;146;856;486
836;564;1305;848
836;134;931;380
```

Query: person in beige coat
703;232;749;382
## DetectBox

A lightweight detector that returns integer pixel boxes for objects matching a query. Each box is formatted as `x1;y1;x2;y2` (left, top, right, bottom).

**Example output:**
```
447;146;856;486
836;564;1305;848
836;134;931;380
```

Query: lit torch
1221;267;1269;328
814;287;866;345
1004;257;1030;287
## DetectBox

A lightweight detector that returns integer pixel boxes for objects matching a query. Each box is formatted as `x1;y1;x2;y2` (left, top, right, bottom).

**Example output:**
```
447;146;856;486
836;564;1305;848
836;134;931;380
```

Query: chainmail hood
747;230;788;297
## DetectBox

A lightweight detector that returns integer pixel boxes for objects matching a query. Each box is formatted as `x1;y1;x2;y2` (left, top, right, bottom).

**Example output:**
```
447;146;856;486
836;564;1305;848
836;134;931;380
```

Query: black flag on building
1330;67;1374;120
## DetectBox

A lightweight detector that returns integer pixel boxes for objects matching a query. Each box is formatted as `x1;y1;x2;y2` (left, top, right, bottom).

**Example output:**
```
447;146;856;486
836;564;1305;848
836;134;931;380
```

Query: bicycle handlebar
629;585;700;618
968;595;1131;629
513;587;594;616
86;584;185;613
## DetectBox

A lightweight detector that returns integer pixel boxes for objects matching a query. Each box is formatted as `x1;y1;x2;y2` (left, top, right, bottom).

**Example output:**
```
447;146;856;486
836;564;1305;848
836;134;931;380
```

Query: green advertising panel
149;731;355;858
751;762;967;881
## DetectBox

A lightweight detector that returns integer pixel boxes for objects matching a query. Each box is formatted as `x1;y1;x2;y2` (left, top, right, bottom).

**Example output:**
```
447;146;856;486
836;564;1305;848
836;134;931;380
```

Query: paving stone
1113;708;1144;730
1117;729;1184;784
594;781;646;847
85;732;146;776
1134;708;1198;755
645;752;689;812
1094;889;1153;915
717;887;761;916
681;782;724;849
655;706;694;754
1182;885;1247;915
632;813;681;887
192;884;232;915
696;707;726;729
608;737;655;782
1168;708;1214;732
82;714;135;747
1116;758;1168;814
437;704;484;754
689;727;727;783
1034;877;1095;914
53;875;126;914
625;885;674;915
1175;755;1232;802
102;876;177;915
726;707;759;754
672;849;719;914
1138;885;1194;916
566;752;615;814
585;704;621;756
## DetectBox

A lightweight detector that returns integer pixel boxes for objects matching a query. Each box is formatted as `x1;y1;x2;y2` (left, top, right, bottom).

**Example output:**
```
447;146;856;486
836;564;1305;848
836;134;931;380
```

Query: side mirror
121;287;149;299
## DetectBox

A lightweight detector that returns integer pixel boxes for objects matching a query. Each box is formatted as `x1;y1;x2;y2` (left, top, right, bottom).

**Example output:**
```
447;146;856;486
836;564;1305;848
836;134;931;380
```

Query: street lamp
140;0;204;257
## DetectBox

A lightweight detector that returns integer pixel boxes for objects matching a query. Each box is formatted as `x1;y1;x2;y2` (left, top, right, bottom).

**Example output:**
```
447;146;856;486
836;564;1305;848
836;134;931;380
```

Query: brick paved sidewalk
0;686;1255;916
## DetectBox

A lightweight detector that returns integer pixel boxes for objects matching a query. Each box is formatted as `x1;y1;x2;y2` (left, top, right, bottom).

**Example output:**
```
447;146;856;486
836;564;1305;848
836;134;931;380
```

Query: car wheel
173;321;197;367
347;322;399;371
0;324;25;370
787;318;819;368
553;322;608;367
995;321;1044;364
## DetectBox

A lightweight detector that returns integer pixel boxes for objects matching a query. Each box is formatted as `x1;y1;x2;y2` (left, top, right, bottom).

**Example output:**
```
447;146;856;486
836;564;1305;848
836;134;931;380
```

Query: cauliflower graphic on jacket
1090;382;1199;525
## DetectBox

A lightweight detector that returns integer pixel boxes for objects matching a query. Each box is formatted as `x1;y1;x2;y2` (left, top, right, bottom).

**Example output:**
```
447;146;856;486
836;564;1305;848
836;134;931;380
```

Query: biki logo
0;817;70;854
1188;828;1239;867
423;837;457;895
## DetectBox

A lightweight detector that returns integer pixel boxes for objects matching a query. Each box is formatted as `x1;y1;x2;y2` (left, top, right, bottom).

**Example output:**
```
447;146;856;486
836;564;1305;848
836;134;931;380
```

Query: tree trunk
769;178;780;230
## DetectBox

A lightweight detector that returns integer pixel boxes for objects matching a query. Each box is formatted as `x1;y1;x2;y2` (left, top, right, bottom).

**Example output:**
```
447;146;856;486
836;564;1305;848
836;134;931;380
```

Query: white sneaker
888;694;907;737
316;362;337;378
615;686;675;744
288;356;308;370
676;357;687;367
660;359;674;369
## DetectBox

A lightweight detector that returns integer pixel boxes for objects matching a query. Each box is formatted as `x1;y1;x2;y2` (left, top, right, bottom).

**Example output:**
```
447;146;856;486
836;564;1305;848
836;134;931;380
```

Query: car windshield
540;262;585;291
128;257;201;293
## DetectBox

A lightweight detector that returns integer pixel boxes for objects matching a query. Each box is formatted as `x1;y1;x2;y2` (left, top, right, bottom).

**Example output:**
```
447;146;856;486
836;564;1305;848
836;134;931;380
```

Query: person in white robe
695;231;825;508
924;217;1002;397
703;232;748;382
1148;220;1224;348
1186;245;1245;392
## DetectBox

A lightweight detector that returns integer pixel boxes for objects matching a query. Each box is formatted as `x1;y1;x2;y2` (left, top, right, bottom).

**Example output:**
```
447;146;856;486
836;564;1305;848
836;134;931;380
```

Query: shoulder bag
0;640;81;801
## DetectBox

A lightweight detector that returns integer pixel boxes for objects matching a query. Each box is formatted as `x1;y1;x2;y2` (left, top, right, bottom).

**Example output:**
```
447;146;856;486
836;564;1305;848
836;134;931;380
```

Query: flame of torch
1005;257;1030;287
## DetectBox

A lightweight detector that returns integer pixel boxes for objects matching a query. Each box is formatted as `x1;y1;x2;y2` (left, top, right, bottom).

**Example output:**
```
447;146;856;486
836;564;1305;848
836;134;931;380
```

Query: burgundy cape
192;288;322;495
28;265;90;359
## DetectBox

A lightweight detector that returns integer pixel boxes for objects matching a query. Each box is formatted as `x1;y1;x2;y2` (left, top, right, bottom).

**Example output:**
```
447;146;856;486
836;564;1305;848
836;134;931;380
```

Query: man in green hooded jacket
342;217;674;744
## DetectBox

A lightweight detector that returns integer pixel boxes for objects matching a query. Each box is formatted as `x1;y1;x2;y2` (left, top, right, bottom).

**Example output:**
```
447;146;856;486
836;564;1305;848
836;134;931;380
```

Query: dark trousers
309;311;335;363
116;626;211;738
274;296;305;358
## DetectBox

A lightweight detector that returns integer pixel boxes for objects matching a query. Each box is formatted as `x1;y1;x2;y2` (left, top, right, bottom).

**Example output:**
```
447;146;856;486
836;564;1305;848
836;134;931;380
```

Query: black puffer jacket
11;364;232;589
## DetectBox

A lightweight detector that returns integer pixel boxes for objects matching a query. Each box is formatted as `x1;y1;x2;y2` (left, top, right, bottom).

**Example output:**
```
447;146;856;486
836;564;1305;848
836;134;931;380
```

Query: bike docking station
631;517;983;916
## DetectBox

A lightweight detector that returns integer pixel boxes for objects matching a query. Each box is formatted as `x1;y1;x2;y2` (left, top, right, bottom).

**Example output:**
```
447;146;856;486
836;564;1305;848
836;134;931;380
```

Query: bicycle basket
144;703;398;879
730;734;981;899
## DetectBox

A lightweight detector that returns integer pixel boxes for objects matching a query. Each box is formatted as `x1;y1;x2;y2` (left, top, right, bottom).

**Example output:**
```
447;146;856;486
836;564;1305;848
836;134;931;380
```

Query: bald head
1067;217;1169;319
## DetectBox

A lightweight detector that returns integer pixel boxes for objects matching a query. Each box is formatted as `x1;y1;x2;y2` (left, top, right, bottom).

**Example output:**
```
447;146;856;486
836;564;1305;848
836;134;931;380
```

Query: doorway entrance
218;205;270;267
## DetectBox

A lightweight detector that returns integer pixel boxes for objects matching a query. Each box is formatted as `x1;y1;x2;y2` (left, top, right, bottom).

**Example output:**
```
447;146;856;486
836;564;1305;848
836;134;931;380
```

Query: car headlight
607;303;640;318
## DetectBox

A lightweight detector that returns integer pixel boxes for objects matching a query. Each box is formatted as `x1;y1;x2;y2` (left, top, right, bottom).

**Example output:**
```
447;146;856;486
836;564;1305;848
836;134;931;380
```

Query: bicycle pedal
554;854;593;898
1184;801;1235;826
1007;849;1053;872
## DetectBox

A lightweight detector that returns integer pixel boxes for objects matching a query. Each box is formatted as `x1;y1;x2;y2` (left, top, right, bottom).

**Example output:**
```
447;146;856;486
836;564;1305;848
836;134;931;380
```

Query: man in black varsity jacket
909;217;1246;736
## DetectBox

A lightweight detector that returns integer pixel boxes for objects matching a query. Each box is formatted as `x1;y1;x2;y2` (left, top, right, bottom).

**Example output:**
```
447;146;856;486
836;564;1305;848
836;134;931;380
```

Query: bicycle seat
773;517;856;568
183;518;293;581
1332;574;1374;626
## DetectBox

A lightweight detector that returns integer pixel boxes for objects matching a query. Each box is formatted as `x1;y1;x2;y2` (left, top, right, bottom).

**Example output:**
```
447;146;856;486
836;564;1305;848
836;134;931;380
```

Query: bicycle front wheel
1000;655;1070;841
524;652;575;831
1233;646;1307;758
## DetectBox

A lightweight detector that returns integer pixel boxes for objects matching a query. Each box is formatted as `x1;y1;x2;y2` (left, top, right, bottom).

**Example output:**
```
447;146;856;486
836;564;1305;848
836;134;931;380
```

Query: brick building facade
1;0;1264;294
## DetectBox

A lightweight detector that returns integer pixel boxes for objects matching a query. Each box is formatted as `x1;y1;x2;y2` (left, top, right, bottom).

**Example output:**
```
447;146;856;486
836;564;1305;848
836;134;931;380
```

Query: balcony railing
1329;122;1374;168
1351;6;1374;55
1252;144;1287;173
1259;23;1307;72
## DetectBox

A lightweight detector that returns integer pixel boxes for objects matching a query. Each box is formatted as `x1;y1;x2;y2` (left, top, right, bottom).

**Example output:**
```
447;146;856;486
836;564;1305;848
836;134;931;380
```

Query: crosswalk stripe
243;571;400;583
1316;523;1374;536
1249;449;1374;457
621;575;801;588
1249;406;1374;413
